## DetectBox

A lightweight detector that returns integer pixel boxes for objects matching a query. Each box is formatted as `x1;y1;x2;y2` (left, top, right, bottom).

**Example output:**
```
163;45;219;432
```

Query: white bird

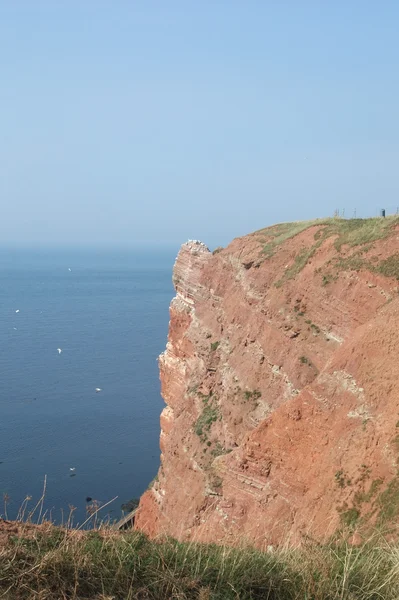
69;467;75;471
57;348;62;354
13;327;17;330
15;309;20;313
68;268;72;272
95;388;102;393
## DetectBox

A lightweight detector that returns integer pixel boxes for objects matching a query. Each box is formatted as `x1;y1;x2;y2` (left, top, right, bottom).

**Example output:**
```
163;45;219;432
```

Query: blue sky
1;1;398;247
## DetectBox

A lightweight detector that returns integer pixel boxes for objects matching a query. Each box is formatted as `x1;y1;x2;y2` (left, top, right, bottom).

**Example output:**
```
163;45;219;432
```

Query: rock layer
135;219;399;548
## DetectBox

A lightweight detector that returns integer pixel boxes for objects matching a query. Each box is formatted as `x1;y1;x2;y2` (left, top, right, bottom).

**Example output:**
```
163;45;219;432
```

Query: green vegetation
259;219;321;257
280;240;323;282
377;253;399;279
304;319;321;334
210;341;220;351
4;524;399;599
209;474;223;491
210;441;228;458
342;509;360;528
335;433;399;530
264;217;398;255
333;253;371;274
358;464;372;483
243;389;262;402
335;470;352;489
339;507;360;528
328;217;399;251
322;273;336;286
374;434;399;525
377;475;399;525
194;394;220;443
392;434;399;453
299;355;310;365
258;217;399;284
354;479;384;505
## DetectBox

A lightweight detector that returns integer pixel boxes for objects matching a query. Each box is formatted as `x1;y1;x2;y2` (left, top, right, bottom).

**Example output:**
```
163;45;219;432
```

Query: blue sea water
0;246;176;525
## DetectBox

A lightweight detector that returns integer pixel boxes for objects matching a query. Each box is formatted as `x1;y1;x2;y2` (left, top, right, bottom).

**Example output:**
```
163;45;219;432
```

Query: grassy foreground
1;523;399;599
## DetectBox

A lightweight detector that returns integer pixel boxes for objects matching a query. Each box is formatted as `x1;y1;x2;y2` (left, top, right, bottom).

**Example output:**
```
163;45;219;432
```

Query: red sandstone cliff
135;218;399;548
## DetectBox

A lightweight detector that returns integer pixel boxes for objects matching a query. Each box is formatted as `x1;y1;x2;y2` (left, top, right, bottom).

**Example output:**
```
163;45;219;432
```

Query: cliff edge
135;218;399;548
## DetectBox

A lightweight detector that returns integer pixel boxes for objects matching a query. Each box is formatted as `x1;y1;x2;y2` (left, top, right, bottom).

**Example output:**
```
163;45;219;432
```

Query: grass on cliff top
259;216;399;258
2;522;399;599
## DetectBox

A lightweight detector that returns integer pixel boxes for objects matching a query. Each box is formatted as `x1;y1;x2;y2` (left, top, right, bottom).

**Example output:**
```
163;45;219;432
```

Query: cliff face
135;219;399;548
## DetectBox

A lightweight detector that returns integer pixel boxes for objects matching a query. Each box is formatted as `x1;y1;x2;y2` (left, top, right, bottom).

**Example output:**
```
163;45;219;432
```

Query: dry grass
259;220;321;257
257;217;399;285
259;217;399;259
1;521;399;599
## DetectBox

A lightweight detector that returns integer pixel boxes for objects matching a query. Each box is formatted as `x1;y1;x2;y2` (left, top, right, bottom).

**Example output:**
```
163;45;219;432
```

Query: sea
0;246;176;526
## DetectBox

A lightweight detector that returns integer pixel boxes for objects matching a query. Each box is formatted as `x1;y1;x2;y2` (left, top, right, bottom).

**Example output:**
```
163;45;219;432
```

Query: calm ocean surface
0;246;176;525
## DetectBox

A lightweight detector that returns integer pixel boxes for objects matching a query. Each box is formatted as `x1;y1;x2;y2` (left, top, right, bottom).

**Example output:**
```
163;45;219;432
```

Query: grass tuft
2;523;399;598
376;253;399;279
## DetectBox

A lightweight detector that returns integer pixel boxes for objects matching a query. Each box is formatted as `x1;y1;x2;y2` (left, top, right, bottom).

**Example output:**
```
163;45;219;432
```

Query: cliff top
255;215;398;250
218;216;399;286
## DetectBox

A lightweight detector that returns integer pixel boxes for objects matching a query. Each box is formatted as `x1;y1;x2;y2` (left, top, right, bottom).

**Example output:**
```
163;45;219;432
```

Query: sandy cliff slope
135;218;399;547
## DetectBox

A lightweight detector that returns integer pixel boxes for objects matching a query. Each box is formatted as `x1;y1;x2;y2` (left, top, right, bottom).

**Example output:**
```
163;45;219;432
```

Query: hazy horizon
1;2;398;248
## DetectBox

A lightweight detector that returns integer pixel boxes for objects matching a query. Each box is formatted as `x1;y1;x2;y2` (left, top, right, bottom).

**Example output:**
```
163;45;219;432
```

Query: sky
1;1;399;248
